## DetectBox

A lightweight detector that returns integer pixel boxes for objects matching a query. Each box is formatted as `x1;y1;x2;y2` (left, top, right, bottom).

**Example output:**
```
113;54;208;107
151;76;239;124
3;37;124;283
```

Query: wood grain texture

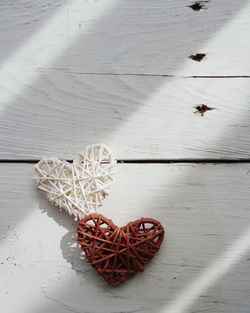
0;163;250;313
1;2;250;313
1;76;250;160
1;0;250;76
1;0;250;160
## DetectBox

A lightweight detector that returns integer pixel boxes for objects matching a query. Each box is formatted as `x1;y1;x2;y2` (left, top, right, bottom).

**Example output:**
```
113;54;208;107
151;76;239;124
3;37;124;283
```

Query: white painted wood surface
1;1;250;313
0;163;250;313
1;76;250;160
1;0;250;160
1;0;250;76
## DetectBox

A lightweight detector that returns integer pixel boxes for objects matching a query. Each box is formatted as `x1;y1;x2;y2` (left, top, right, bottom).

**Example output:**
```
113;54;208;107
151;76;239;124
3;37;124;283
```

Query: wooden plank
1;76;250;160
0;163;250;313
0;0;66;65
1;0;250;76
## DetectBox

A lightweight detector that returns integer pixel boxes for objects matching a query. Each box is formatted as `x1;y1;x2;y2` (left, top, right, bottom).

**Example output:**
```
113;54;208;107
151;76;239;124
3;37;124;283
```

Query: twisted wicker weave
77;213;165;286
34;144;115;220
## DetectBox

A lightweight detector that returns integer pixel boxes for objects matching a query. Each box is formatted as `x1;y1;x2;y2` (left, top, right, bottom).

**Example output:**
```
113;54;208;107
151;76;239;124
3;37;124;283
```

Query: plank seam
39;70;250;78
1;159;250;164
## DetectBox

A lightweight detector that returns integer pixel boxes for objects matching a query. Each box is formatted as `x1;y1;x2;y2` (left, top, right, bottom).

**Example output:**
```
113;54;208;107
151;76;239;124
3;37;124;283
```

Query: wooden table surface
0;1;250;312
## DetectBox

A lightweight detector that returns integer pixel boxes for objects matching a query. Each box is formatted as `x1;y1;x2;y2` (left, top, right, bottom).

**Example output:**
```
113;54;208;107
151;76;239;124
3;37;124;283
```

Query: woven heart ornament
77;213;165;286
34;144;115;219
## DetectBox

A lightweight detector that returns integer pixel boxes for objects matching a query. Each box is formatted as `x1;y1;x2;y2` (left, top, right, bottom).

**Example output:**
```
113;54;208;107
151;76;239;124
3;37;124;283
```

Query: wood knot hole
188;1;210;11
189;53;206;62
194;105;215;117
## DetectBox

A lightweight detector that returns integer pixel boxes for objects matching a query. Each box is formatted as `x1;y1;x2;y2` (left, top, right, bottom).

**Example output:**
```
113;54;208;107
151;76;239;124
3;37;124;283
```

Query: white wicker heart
34;144;115;220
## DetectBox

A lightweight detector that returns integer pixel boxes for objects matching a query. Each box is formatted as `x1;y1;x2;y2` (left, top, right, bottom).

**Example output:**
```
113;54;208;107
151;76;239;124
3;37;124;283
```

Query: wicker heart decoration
34;144;115;220
77;213;165;286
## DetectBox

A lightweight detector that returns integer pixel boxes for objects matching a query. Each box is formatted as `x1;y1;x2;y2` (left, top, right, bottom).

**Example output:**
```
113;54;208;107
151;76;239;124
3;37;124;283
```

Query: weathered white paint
0;76;250;160
1;0;250;76
1;0;250;160
0;0;117;110
162;226;250;313
1;1;250;313
0;163;250;313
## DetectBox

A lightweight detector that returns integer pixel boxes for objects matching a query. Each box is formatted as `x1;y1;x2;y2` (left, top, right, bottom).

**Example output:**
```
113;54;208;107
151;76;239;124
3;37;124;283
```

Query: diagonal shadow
0;0;68;66
0;0;249;160
35;129;250;313
1;0;250;312
34;147;250;313
1;110;250;313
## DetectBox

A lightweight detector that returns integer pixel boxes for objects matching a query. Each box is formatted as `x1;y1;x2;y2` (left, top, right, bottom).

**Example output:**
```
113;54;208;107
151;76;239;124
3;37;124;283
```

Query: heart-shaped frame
34;144;115;219
77;213;165;286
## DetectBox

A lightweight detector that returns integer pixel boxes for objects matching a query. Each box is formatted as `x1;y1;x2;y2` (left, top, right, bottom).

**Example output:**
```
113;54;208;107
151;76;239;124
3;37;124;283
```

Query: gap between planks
39;70;250;79
2;159;250;164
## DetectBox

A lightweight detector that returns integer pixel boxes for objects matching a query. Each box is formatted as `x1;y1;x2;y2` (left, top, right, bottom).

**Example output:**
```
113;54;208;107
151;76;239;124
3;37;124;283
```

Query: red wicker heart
77;213;165;286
